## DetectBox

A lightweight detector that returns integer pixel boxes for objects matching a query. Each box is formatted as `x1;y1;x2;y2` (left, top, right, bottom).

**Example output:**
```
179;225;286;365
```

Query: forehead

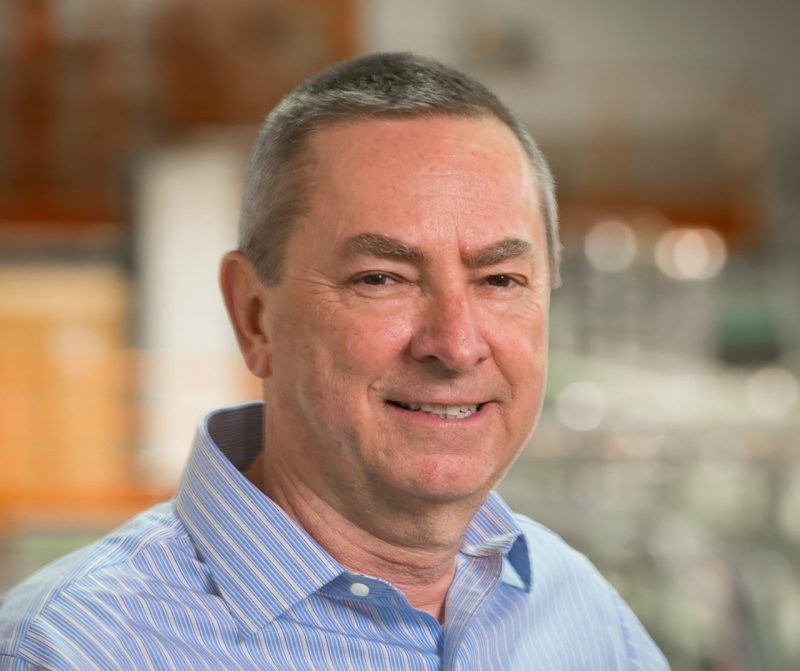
308;114;531;184
298;115;543;252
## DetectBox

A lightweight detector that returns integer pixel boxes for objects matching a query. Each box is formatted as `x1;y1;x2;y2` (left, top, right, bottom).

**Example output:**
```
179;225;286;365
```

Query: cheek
491;313;549;386
269;318;412;424
292;314;414;428
323;307;414;376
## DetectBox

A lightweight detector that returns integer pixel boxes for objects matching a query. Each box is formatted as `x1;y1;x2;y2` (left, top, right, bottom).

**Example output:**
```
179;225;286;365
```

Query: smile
388;401;482;419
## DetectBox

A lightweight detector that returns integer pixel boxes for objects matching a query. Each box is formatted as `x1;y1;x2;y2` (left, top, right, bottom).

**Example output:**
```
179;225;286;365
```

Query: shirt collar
175;403;532;635
461;490;531;592
175;402;344;636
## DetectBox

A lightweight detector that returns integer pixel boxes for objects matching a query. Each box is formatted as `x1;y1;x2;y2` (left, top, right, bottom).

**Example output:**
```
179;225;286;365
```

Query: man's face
260;115;550;514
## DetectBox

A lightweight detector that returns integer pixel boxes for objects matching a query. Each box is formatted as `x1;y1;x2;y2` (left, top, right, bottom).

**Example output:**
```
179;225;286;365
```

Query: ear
220;251;273;378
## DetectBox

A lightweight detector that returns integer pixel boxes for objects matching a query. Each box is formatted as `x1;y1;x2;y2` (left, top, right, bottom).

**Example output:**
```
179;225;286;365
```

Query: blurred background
0;1;798;669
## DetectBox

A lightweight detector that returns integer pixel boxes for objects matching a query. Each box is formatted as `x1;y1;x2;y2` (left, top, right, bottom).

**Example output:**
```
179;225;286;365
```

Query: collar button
349;582;370;597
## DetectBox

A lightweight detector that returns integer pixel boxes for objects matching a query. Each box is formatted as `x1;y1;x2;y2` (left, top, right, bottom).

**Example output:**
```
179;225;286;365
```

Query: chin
388;455;501;506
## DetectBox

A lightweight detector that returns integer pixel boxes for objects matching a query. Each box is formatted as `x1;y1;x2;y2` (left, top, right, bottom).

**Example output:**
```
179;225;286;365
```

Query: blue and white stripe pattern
1;403;669;670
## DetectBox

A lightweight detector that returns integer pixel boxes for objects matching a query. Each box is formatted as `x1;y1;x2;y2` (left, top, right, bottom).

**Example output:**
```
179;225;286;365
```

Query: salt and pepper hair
239;52;561;288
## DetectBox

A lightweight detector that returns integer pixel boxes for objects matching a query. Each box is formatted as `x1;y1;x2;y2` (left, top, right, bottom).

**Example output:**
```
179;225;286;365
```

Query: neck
246;451;473;622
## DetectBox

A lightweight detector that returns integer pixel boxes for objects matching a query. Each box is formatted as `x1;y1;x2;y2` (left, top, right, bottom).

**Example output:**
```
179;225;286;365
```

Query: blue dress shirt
0;403;669;670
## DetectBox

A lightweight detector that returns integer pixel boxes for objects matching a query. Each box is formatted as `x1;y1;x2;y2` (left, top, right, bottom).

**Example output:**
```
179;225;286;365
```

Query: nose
409;287;490;373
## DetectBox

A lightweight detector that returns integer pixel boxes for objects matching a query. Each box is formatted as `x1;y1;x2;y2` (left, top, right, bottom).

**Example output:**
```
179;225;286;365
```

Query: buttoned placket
442;553;505;670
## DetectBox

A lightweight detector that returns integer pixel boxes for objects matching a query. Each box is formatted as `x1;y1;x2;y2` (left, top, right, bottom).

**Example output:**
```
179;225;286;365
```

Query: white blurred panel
136;137;249;487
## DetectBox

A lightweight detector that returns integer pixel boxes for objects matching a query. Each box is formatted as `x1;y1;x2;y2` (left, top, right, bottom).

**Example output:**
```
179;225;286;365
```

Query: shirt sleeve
613;591;671;670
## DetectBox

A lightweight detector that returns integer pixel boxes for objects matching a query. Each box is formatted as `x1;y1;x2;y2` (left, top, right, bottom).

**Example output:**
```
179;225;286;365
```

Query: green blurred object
1;531;102;592
716;299;782;365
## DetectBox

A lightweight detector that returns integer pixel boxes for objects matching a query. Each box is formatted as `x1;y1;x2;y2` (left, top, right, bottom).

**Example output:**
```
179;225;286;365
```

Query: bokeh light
654;227;727;281
745;366;799;420
556;381;608;431
584;219;638;273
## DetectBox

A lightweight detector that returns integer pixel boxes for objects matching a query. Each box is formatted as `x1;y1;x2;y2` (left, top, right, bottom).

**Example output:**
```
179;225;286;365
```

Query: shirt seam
613;590;643;668
0;651;46;670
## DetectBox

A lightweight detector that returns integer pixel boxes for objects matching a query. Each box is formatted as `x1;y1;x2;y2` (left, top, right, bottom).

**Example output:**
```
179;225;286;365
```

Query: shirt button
350;582;370;597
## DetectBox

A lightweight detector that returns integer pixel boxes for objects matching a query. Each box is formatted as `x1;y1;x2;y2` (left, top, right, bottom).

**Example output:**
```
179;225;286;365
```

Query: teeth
396;402;480;419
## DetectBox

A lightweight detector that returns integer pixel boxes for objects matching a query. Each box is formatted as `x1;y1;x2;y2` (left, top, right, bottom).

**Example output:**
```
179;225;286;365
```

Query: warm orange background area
0;267;150;529
0;0;356;531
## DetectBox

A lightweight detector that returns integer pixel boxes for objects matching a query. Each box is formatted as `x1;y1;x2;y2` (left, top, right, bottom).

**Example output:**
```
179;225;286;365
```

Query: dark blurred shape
149;0;354;130
458;10;542;72
0;0;357;235
716;299;782;365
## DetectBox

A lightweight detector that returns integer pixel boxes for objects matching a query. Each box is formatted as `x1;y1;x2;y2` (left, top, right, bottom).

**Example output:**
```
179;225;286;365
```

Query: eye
485;274;519;288
359;273;396;286
348;272;410;295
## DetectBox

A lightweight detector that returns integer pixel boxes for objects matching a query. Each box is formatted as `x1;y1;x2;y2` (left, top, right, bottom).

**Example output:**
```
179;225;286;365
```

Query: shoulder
512;513;619;614
512;514;670;670
0;503;209;669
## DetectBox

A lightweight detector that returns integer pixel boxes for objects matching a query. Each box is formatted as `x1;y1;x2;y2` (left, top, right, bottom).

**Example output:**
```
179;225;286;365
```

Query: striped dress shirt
1;403;669;670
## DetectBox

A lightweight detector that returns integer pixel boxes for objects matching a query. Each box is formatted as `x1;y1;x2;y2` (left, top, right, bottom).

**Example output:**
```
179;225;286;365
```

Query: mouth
386;400;484;419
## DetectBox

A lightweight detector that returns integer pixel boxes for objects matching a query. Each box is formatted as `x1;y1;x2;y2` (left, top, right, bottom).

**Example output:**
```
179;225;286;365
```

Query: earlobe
220;251;273;378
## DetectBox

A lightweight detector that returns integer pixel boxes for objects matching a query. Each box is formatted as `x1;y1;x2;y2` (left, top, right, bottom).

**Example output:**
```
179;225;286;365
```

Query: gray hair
239;52;561;287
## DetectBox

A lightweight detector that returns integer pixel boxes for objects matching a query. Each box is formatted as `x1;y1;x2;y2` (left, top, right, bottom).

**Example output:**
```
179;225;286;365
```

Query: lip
385;399;494;423
386;399;487;407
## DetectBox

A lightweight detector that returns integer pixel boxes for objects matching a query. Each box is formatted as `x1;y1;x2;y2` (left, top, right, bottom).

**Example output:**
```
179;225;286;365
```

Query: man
1;53;669;670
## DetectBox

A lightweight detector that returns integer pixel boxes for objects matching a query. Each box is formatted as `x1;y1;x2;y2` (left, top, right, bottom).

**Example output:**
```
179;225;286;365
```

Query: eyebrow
339;232;532;268
463;237;532;268
340;233;425;264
